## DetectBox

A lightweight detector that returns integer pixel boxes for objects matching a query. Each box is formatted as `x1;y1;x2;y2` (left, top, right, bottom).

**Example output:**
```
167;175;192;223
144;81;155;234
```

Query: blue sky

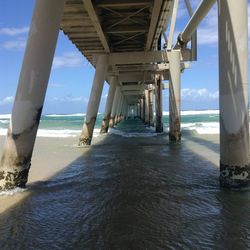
0;0;249;114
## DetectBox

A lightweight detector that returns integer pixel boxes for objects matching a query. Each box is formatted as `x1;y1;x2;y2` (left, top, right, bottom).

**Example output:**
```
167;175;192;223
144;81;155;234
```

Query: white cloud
0;27;29;36
52;52;86;69
2;38;26;50
196;2;250;46
51;95;88;103
0;96;14;105
181;88;218;100
197;5;218;45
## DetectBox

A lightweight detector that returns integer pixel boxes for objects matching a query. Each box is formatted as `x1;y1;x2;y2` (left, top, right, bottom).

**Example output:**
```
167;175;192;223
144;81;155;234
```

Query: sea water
1;112;250;249
0;110;220;138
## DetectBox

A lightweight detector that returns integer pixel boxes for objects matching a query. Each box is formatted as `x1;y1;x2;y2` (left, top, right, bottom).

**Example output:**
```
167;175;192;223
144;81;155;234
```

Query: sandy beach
0;131;220;214
0;134;107;214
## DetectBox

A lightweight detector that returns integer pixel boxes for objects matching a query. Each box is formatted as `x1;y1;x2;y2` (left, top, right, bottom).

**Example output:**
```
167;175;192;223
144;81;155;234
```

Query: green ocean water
0;110;220;137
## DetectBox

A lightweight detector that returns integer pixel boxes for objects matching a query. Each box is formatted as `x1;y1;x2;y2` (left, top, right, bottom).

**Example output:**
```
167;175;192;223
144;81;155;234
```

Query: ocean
1;110;250;249
0;110;220;138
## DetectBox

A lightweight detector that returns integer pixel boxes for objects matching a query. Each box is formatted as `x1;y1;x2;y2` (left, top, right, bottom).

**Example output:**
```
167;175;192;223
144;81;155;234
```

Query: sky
0;0;249;114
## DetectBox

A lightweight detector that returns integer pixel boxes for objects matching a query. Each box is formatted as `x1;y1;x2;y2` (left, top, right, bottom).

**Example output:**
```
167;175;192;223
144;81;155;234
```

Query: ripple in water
0;123;250;249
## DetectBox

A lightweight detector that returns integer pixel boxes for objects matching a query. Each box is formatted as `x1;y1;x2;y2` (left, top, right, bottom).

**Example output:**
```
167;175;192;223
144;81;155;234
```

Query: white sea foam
37;129;81;138
0;114;11;119
109;128;157;138
45;113;85;117
93;128;101;138
163;110;219;116
0;120;9;124
181;122;219;134
0;187;27;196
181;110;219;116
0;128;89;138
0;124;220;137
0;129;7;135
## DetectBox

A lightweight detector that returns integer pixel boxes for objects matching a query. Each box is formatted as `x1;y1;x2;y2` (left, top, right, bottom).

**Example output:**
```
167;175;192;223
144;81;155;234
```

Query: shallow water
0;119;250;249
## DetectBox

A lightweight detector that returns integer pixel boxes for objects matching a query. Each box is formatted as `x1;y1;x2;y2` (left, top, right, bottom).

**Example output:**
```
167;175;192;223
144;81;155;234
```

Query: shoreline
0;131;220;214
0;134;107;213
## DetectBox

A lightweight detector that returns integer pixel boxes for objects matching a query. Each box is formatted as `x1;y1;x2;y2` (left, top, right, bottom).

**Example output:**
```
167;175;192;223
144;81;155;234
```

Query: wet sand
0;131;219;215
0;134;106;214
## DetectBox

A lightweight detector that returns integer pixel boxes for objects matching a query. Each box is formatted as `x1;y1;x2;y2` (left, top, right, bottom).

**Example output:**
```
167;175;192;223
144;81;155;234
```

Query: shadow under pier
1;119;247;249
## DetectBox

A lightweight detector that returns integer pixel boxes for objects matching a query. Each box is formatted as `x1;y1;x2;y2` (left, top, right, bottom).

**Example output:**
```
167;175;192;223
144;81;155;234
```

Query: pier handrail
177;0;216;46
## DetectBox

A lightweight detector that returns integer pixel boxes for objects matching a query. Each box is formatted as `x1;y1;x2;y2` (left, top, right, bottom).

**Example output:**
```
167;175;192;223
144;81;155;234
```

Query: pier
0;0;249;190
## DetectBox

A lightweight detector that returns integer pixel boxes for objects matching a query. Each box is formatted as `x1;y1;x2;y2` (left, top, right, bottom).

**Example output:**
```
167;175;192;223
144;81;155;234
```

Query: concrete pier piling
218;0;249;187
137;103;140;118
169;50;181;142
0;0;65;190
109;86;120;128
142;96;146;123
140;98;143;120
148;86;154;126
155;75;163;133
100;76;118;134
79;55;108;145
144;89;149;125
115;93;123;125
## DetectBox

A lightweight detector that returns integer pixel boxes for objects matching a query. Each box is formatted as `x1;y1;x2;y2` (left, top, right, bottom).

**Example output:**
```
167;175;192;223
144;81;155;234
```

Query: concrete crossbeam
108;49;192;65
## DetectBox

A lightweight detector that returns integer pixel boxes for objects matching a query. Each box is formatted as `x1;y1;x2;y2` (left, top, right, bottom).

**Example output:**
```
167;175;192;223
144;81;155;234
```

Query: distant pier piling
79;55;108;145
109;86;120;128
144;89;149;125
115;92;123;125
148;86;154;126
100;76;118;134
155;75;163;133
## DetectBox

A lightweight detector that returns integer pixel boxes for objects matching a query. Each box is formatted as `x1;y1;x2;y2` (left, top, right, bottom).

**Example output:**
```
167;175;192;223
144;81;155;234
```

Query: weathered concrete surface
0;0;65;190
148;88;154;126
218;0;249;187
169;50;181;142
79;55;108;145
100;76;118;134
110;86;121;127
155;76;163;133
